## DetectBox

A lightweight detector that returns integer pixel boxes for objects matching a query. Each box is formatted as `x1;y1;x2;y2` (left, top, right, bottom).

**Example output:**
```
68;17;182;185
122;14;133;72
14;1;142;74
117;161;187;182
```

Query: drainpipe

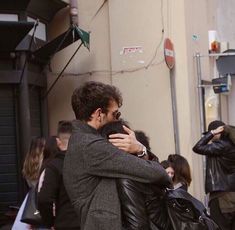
69;0;78;26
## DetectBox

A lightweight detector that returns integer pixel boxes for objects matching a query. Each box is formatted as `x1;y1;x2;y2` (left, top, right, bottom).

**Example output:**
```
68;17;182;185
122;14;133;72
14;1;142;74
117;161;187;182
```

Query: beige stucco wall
48;0;175;159
47;1;113;133
108;0;175;160
47;0;226;201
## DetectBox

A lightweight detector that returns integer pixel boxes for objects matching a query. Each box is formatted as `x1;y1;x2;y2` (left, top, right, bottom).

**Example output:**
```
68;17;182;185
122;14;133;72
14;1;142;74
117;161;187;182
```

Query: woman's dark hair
134;130;157;161
99;120;129;139
134;130;151;151
168;154;192;186
41;136;59;170
22;137;45;181
99;122;157;161
72;81;123;121
160;160;173;169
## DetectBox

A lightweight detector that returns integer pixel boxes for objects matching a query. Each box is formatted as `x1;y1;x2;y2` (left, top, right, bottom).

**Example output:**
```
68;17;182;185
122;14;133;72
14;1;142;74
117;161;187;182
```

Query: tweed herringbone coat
63;120;171;230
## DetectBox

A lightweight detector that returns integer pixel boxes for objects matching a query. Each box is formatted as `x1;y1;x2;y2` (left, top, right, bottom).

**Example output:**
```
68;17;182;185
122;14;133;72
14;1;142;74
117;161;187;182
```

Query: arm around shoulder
85;138;172;187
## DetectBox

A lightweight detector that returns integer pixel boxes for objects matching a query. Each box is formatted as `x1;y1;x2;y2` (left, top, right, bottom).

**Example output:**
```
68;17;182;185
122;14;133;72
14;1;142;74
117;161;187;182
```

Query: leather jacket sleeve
117;178;150;230
192;132;229;156
38;166;60;227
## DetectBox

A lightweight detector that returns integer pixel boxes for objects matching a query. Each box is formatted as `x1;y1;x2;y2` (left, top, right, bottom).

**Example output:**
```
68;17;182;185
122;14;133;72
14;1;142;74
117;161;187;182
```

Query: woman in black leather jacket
168;154;192;191
193;120;235;230
99;121;172;230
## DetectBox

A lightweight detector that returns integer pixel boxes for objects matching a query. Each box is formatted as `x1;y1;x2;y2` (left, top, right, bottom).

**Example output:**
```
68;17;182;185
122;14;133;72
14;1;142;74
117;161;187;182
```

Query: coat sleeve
192;132;228;156
84;137;172;188
117;179;149;230
37;165;60;227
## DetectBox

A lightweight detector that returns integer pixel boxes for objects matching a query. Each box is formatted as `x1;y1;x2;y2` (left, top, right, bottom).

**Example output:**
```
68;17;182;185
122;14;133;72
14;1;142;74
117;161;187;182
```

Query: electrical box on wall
212;75;232;94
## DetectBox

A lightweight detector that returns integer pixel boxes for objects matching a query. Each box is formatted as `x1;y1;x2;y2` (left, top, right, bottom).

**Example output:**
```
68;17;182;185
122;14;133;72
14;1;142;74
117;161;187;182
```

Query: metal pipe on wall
69;0;78;26
170;68;180;154
195;53;206;133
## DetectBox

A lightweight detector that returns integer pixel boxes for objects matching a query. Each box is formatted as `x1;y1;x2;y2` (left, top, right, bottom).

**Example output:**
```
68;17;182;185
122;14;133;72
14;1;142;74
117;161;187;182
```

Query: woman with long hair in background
12;137;45;230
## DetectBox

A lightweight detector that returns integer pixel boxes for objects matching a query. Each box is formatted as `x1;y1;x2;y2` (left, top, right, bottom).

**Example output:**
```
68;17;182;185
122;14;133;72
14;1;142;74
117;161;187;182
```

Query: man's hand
109;125;143;153
212;126;224;135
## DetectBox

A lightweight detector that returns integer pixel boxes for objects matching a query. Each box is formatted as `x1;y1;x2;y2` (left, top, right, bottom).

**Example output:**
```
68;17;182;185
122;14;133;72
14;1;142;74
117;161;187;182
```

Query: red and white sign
164;38;175;69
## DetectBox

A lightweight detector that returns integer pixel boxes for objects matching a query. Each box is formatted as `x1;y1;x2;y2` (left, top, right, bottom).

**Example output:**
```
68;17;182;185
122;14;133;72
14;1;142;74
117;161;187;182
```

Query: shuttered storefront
0;86;43;212
30;87;42;138
0;86;18;212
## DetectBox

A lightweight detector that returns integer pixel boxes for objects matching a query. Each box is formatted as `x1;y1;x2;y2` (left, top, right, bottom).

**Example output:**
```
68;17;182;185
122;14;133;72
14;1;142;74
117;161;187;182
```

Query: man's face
100;100;120;127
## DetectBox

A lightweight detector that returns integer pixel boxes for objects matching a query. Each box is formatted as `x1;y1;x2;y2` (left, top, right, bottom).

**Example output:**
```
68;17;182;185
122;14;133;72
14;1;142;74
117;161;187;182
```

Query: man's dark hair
57;120;72;134
71;81;123;121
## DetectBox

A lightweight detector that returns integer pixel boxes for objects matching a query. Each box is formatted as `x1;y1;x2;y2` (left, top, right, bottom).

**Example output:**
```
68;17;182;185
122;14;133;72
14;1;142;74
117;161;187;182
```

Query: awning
0;0;30;11
0;0;68;22
0;21;34;52
33;26;89;62
27;0;68;22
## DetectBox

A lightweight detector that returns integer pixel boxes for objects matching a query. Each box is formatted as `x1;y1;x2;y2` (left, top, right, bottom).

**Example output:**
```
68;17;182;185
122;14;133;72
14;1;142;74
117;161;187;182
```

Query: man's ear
92;108;102;121
56;137;62;149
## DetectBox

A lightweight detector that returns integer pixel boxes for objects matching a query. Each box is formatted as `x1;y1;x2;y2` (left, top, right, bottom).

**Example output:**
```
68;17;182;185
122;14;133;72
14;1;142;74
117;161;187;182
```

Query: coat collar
72;119;98;135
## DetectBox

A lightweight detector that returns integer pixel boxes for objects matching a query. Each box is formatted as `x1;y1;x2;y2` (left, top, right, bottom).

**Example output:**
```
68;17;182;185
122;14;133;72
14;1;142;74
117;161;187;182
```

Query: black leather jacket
117;178;172;230
193;132;235;194
117;178;221;230
38;152;80;229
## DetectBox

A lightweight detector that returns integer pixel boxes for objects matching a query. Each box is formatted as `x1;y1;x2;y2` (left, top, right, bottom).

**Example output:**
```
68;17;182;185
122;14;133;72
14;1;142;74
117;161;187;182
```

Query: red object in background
164;38;175;69
210;41;220;53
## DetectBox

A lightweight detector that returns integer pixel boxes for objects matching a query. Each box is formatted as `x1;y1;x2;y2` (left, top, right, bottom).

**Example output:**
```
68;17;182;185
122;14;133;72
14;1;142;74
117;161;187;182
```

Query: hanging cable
43;41;83;99
29;26;74;94
47;27;72;66
146;0;164;68
49;59;165;78
90;0;108;22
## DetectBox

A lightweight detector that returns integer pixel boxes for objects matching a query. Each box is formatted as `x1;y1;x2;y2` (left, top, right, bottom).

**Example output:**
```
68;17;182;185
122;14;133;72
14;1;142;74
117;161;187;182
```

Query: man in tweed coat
63;81;172;230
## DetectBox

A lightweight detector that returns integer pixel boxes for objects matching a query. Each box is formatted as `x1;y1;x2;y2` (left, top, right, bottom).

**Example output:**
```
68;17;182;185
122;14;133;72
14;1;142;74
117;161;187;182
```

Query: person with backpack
99;120;172;230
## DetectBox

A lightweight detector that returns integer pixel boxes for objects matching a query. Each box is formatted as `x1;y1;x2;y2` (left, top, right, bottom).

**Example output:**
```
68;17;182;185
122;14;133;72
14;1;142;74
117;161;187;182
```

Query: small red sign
164;38;175;69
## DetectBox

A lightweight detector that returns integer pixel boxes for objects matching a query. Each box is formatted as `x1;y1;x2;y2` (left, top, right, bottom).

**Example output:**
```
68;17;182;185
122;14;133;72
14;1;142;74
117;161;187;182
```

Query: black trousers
209;197;235;230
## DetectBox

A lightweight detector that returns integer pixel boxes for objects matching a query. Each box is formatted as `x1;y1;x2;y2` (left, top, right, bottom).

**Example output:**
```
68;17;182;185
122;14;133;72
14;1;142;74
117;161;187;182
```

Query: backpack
166;188;220;230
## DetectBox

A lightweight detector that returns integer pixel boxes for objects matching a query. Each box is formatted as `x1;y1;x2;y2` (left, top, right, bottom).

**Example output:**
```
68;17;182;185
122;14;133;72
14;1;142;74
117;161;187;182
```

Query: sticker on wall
192;34;199;41
120;46;143;55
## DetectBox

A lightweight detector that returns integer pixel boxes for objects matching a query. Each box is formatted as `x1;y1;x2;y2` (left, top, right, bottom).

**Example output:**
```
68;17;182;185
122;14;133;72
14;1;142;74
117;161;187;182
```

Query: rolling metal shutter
0;86;18;212
29;87;42;138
